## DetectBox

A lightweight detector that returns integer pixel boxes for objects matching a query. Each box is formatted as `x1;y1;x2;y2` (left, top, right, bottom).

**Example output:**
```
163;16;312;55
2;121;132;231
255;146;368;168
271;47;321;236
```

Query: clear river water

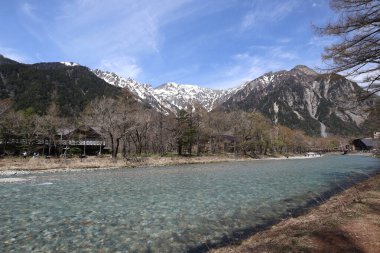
0;155;379;252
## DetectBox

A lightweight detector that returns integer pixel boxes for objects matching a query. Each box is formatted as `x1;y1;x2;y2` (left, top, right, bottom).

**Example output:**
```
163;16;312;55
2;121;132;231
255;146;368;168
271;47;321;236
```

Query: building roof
361;138;374;147
56;128;76;136
57;126;103;138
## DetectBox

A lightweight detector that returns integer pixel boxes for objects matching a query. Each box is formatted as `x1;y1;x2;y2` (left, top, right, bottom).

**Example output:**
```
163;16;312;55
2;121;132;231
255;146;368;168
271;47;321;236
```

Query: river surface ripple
1;155;379;252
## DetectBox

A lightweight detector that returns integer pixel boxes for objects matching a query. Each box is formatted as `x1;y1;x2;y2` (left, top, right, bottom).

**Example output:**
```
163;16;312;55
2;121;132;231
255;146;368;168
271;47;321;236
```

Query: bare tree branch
316;0;380;99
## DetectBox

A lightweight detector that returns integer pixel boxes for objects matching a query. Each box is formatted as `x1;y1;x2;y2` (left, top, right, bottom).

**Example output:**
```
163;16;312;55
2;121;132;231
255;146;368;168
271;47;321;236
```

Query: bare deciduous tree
0;98;12;116
130;109;151;155
86;92;136;160
36;104;63;156
316;0;380;98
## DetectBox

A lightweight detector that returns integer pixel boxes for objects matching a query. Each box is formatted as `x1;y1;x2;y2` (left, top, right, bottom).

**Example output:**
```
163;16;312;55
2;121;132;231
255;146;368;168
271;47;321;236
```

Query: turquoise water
0;155;379;252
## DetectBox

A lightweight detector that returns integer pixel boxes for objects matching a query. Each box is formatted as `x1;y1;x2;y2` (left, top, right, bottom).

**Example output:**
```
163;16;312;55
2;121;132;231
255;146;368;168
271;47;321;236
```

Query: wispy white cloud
241;12;255;31
59;1;191;51
20;2;38;20
205;46;302;89
99;56;142;79
19;2;47;43
205;54;282;89
248;45;299;60
272;48;298;60
152;64;200;85
15;0;195;77
307;36;337;47
54;2;152;55
44;0;195;78
0;46;30;63
7;0;332;88
240;0;300;31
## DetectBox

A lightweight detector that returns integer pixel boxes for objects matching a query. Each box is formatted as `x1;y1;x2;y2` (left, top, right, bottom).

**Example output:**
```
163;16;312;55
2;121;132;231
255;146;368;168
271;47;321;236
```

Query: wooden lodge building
56;126;106;156
0;126;106;156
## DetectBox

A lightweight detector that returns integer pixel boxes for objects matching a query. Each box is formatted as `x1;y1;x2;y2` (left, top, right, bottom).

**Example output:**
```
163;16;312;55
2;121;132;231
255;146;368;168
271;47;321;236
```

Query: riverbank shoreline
1;154;378;252
210;172;380;253
0;153;326;175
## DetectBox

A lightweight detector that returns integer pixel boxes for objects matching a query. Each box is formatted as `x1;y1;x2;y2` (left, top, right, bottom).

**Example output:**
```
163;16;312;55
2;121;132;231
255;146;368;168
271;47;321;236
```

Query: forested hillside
0;55;377;158
0;55;120;116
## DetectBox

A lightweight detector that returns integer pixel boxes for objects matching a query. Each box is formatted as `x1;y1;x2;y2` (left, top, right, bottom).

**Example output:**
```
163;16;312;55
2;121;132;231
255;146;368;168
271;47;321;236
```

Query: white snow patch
273;102;279;124
60;62;79;67
273;102;279;114
293;110;304;120
154;82;238;112
94;68;245;113
262;74;274;84
320;122;328;137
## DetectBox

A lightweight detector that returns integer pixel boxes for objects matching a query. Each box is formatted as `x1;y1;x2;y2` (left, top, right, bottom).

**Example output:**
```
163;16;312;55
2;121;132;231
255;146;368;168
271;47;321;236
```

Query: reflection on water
0;155;379;252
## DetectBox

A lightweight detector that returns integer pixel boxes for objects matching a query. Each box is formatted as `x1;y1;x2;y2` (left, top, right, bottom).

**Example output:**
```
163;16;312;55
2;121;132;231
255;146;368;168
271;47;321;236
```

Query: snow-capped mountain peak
93;69;161;101
93;69;240;113
154;82;238;112
60;62;80;67
93;66;372;137
93;69;175;114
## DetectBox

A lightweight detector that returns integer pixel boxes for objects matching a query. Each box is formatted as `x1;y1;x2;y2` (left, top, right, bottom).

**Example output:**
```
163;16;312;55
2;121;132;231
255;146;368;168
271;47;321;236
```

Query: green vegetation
0;56;376;158
0;94;350;159
0;62;120;116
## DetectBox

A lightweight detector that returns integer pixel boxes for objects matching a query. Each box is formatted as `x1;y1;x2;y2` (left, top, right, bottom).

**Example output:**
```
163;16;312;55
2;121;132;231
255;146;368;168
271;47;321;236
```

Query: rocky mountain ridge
221;65;373;136
0;54;373;136
93;69;240;113
94;65;373;136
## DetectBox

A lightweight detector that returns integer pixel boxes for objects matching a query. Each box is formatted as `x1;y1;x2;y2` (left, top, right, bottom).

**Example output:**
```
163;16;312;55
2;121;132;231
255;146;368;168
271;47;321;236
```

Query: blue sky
0;0;337;88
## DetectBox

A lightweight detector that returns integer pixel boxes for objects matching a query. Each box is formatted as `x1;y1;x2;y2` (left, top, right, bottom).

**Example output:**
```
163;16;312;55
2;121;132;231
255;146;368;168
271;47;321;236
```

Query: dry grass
0;153;324;173
0;156;124;171
210;173;380;253
0;154;250;173
0;151;332;174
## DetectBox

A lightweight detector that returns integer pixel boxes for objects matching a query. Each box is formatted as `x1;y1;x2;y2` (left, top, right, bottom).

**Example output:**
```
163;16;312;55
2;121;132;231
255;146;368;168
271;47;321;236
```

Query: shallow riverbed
0;154;379;252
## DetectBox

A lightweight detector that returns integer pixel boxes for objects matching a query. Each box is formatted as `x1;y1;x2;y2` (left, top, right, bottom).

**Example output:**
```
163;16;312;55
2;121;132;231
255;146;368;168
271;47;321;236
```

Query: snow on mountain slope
222;65;373;136
93;69;154;99
154;82;238;111
93;67;372;136
93;69;174;114
93;69;240;113
60;62;80;67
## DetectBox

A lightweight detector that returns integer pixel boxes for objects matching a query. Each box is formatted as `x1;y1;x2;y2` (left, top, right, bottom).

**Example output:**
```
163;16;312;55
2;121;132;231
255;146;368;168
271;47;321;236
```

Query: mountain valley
0;54;375;137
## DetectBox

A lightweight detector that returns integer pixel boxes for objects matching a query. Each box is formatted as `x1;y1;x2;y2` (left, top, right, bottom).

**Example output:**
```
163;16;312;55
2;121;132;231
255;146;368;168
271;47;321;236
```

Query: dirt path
211;173;380;253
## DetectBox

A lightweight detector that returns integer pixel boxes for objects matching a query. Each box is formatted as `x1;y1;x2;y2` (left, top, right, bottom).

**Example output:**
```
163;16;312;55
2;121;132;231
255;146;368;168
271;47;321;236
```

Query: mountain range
0;54;374;136
93;69;239;114
94;66;373;136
